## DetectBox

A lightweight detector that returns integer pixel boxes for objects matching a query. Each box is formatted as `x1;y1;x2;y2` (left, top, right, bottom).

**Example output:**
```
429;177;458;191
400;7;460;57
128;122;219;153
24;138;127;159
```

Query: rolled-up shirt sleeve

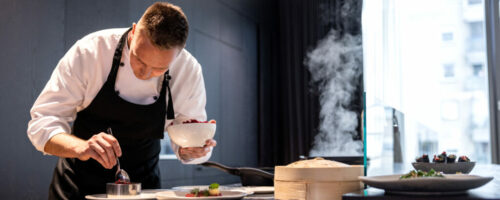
167;59;211;164
27;40;87;154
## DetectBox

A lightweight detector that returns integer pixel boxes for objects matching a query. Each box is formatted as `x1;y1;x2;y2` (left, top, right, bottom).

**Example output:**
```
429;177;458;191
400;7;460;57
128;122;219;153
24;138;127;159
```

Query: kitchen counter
136;164;498;200
343;163;500;200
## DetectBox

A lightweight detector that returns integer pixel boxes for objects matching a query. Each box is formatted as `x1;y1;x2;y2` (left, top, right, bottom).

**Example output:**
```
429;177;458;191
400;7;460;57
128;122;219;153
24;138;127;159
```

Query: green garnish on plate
209;183;219;189
400;169;444;179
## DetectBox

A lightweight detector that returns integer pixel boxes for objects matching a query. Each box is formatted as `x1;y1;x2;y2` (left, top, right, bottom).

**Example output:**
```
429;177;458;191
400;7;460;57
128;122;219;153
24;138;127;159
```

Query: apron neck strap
164;70;175;120
107;27;132;85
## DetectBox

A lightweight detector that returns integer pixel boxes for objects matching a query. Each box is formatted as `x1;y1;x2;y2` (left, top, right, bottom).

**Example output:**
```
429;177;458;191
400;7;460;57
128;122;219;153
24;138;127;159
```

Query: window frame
484;0;500;164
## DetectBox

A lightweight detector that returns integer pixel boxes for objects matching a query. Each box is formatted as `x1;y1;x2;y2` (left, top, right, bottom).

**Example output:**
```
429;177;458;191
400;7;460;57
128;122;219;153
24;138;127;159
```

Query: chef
26;2;216;199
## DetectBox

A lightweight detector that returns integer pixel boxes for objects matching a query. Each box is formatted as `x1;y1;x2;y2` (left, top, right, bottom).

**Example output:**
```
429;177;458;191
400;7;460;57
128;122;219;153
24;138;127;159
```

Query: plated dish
156;190;247;200
359;171;493;195
415;152;470;164
85;193;156;200
172;185;273;194
399;169;443;179
160;183;247;199
413;152;475;174
184;183;221;197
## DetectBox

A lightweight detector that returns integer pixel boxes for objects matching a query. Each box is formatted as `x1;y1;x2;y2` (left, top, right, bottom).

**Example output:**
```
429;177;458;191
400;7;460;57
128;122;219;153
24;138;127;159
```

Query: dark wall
0;0;260;198
0;1;65;198
258;0;364;166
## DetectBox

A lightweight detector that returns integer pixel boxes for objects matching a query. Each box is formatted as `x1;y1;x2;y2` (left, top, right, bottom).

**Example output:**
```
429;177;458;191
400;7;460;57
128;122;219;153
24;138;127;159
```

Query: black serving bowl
412;162;475;174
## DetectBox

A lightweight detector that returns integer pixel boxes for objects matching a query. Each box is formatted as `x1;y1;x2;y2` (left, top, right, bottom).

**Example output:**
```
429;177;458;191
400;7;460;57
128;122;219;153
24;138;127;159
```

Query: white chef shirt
27;28;211;164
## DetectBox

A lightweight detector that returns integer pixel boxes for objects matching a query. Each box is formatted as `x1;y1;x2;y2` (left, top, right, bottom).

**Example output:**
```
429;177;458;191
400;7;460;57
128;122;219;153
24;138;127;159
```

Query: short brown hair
139;2;188;49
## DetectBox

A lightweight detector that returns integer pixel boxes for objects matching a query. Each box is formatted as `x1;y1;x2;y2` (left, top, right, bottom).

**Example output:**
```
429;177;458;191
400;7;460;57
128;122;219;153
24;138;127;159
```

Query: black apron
48;28;175;200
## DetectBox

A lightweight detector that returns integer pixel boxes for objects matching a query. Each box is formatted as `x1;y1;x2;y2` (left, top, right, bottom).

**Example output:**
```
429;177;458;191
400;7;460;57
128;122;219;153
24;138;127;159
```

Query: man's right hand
75;132;122;169
44;132;122;169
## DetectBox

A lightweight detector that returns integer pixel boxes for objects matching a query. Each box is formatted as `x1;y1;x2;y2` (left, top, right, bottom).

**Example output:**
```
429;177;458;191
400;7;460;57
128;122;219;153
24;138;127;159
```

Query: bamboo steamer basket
274;157;364;200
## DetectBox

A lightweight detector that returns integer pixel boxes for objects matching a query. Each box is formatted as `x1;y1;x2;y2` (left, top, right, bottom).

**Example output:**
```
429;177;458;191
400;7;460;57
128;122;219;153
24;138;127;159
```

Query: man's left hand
178;139;216;160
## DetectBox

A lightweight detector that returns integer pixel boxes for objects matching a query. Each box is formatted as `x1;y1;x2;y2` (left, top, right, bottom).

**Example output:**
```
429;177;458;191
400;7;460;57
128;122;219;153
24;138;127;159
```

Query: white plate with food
85;193;156;200
359;170;493;195
171;185;251;194
172;185;229;190
156;190;247;199
173;185;273;194
160;183;247;199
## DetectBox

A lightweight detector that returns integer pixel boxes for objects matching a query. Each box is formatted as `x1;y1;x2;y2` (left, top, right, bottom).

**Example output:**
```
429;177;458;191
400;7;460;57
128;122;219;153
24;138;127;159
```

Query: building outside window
443;64;455;78
442;32;454;41
363;0;491;175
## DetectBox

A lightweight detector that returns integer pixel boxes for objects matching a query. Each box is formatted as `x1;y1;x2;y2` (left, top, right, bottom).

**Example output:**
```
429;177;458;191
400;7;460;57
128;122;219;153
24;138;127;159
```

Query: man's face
128;23;180;80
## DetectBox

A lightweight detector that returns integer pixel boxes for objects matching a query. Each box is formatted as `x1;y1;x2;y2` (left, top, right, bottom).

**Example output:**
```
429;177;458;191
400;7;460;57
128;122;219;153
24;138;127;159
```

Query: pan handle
238;167;274;179
200;161;240;176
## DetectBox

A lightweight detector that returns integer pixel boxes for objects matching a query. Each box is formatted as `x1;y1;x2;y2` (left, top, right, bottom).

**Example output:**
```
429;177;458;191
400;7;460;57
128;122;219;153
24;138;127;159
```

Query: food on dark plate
447;154;457;163
416;151;471;164
400;169;444;179
415;154;430;163
184;183;222;197
433;154;446;163
458;155;470;162
436;151;447;163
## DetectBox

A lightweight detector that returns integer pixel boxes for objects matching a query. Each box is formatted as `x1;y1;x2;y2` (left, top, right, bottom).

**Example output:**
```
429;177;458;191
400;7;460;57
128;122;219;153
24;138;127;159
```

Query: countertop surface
343;163;500;200
117;163;499;200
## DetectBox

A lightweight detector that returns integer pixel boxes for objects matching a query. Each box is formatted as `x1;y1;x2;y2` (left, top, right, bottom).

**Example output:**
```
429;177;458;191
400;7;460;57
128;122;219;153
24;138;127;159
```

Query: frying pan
200;161;274;186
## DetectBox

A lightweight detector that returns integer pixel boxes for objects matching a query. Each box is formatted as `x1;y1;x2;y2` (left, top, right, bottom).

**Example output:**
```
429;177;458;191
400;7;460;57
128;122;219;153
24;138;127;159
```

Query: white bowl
167;123;216;147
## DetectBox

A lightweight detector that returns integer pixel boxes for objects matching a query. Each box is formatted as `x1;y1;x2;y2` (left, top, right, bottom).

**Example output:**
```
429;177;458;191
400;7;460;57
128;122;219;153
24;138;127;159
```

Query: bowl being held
412;162;475;174
167;122;216;147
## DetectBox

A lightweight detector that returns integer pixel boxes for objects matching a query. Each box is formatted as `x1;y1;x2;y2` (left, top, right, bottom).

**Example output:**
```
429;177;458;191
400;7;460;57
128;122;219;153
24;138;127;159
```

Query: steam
306;30;363;156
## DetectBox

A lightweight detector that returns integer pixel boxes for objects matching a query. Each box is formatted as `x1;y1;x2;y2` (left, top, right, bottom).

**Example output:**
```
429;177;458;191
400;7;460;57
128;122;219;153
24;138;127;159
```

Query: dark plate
359;174;493;195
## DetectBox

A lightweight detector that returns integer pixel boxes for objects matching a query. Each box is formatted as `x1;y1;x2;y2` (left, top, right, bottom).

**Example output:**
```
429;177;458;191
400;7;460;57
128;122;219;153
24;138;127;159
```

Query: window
468;22;485;51
443;64;455;78
470;22;484;39
363;0;491;175
441;100;460;121
160;133;176;159
468;0;482;5
442;32;454;41
472;64;483;76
